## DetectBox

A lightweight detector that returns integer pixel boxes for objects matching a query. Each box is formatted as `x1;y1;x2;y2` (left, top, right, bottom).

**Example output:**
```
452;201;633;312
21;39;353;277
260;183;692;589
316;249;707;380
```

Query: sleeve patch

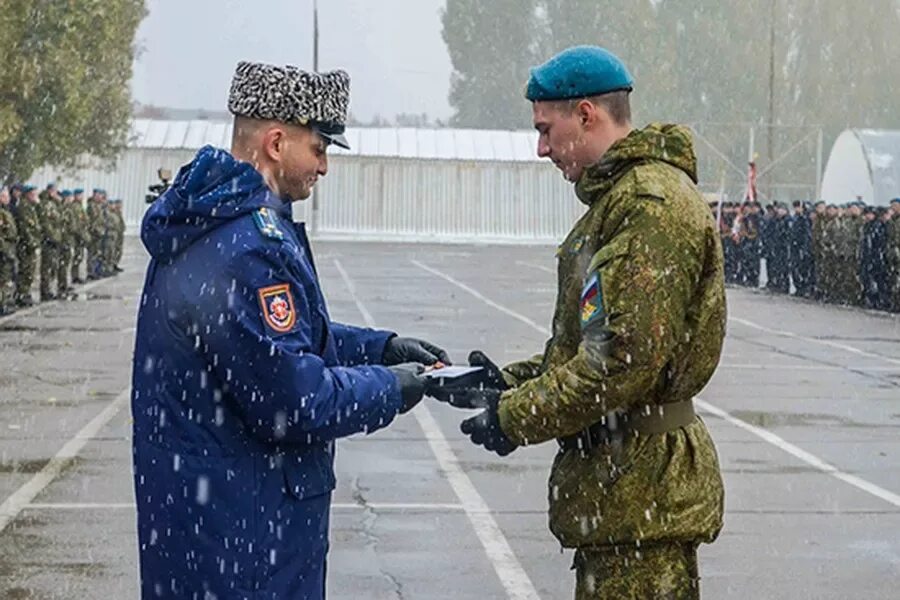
258;283;297;335
580;272;604;329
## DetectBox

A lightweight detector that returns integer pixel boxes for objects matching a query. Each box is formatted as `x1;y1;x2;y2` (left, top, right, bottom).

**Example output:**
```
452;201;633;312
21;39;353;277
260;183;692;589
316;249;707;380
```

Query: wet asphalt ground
0;236;898;599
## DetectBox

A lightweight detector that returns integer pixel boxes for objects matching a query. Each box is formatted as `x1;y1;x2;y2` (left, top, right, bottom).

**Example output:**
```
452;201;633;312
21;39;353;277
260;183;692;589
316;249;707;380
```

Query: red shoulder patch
257;283;297;334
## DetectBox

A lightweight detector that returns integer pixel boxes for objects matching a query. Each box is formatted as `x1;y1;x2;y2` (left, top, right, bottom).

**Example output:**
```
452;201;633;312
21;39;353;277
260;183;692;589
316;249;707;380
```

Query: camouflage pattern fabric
111;207;125;269
14;199;40;300
38;195;64;297
68;200;88;280
56;198;74;291
496;123;726;550
86;200;106;277
887;218;900;311
574;542;700;600
0;205;18;310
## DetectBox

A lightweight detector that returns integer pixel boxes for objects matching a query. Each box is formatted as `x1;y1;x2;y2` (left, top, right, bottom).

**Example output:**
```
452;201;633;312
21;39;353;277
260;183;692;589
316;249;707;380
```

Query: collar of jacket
574;123;699;207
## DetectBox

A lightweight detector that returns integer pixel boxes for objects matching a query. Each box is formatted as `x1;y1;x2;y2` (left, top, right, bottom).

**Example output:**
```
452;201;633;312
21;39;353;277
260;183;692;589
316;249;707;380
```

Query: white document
423;366;483;379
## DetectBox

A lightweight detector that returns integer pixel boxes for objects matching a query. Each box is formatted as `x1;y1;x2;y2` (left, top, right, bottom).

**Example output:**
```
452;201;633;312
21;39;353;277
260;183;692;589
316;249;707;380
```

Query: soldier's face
533;102;593;182
0;190;8;205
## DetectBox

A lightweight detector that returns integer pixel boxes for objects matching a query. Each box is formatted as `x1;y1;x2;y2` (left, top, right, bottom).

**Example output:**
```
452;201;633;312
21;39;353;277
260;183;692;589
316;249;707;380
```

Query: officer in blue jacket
131;61;450;600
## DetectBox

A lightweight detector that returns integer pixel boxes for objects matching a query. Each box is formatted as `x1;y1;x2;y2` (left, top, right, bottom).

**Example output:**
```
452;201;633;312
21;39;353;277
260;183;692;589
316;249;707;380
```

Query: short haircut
553;90;632;126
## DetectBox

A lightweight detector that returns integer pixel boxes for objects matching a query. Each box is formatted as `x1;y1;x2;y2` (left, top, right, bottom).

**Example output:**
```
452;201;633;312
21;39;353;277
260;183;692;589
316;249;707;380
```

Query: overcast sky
131;0;453;122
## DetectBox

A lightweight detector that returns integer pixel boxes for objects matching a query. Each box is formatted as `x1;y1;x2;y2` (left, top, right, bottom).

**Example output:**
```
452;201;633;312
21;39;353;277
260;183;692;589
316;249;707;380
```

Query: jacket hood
141;145;283;261
576;123;699;205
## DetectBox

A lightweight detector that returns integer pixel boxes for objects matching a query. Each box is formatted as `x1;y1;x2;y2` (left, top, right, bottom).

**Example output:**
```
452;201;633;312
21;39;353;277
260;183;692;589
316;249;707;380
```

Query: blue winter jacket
131;146;403;599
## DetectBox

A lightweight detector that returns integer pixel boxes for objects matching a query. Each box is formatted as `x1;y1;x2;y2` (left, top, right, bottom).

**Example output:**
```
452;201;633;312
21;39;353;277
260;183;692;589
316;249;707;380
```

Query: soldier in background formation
0;180;127;316
715;197;900;312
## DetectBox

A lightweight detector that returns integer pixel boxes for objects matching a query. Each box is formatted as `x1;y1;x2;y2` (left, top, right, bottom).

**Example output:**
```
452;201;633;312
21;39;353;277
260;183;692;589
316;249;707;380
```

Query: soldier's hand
427;350;508;408
383;336;451;367
460;393;517;457
387;363;427;414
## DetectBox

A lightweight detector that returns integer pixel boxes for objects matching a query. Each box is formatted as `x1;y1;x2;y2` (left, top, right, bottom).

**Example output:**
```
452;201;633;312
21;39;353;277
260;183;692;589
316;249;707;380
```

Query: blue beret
73;188;84;195
526;46;634;102
93;188;102;194
891;197;900;204
61;190;72;197
23;185;36;193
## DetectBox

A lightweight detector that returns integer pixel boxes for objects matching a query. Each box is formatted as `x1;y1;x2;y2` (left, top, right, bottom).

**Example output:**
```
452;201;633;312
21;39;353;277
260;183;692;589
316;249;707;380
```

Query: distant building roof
129;118;544;163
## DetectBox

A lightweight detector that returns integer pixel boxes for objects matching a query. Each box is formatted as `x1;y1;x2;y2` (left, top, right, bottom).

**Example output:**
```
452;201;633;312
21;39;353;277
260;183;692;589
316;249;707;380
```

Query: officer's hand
387;363;427;414
383;336;451;367
460;393;517;457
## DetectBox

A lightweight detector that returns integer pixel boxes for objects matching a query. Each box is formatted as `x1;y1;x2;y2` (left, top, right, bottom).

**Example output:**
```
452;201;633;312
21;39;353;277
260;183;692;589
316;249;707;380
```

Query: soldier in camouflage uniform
0;185;18;315
886;201;900;312
86;189;106;279
433;47;725;599
38;184;64;301
834;204;864;306
69;189;88;284
56;190;75;296
108;198;126;273
14;186;41;306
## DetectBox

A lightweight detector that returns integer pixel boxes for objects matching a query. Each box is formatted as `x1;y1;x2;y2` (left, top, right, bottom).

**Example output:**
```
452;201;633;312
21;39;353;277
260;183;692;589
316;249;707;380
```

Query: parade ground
0;237;898;599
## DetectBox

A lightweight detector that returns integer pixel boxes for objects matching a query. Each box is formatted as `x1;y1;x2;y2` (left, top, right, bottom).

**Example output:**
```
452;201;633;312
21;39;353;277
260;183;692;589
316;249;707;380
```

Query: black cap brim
312;123;350;150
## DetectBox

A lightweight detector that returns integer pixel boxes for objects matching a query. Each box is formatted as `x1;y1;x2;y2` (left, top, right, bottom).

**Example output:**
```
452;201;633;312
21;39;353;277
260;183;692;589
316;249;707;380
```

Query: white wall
31;150;583;244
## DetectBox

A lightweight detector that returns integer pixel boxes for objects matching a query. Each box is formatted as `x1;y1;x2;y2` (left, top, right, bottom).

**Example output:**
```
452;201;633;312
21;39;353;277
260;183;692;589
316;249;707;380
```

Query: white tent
821;129;900;206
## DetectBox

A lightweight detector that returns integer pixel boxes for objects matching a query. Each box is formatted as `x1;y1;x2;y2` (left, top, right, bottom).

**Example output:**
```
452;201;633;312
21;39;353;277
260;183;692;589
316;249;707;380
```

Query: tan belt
558;399;696;451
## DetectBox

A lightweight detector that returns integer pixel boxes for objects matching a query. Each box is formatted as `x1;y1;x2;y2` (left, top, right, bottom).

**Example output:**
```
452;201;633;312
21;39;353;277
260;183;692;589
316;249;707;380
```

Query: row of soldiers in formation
716;198;900;312
0;183;126;316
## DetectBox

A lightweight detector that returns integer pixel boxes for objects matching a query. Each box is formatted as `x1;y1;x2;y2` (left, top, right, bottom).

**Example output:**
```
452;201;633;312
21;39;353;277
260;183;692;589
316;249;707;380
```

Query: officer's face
274;127;329;201
533;102;593;182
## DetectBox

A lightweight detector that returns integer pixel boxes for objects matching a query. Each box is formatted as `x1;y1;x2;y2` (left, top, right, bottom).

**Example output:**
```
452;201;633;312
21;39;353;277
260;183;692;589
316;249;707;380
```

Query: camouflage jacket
86;201;106;241
496;123;726;548
37;195;64;246
66;202;89;246
14;200;41;251
0;205;17;257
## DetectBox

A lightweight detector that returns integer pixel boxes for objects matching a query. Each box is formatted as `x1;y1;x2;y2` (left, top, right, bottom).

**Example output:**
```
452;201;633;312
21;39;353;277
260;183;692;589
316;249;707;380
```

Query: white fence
31;149;583;244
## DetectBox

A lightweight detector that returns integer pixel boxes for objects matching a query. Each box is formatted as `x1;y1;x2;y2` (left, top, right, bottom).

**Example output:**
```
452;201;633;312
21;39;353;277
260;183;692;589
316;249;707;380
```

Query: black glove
387;363;427;414
460;391;518;457
383;336;451;367
428;350;508;409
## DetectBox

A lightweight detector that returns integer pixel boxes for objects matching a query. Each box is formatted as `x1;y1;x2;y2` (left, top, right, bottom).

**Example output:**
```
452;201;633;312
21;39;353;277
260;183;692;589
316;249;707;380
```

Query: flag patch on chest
580;272;604;328
258;283;297;334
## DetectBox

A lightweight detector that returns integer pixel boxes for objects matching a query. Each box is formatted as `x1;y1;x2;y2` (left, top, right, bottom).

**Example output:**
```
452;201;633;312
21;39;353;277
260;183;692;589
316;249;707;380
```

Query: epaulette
252;207;284;241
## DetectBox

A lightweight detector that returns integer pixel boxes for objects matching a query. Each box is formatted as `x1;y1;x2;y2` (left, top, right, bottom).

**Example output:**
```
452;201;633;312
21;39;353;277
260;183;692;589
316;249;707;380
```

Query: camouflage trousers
40;244;59;297
0;252;15;310
15;245;36;301
71;242;84;281
574;542;700;600
57;244;71;292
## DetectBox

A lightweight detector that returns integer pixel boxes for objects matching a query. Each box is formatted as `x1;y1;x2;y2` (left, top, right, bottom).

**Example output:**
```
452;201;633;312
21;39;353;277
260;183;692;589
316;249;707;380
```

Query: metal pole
310;0;320;236
766;0;777;199
815;128;824;199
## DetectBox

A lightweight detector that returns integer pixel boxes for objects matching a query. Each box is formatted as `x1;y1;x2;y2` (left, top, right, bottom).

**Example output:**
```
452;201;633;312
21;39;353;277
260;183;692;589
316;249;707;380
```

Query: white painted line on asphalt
696;399;900;508
332;259;376;328
0;277;110;327
27;503;136;510
25;502;467;512
415;261;900;510
729;316;900;366
515;260;555;275
412;259;551;337
0;388;130;534
718;363;900;372
336;258;542;600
